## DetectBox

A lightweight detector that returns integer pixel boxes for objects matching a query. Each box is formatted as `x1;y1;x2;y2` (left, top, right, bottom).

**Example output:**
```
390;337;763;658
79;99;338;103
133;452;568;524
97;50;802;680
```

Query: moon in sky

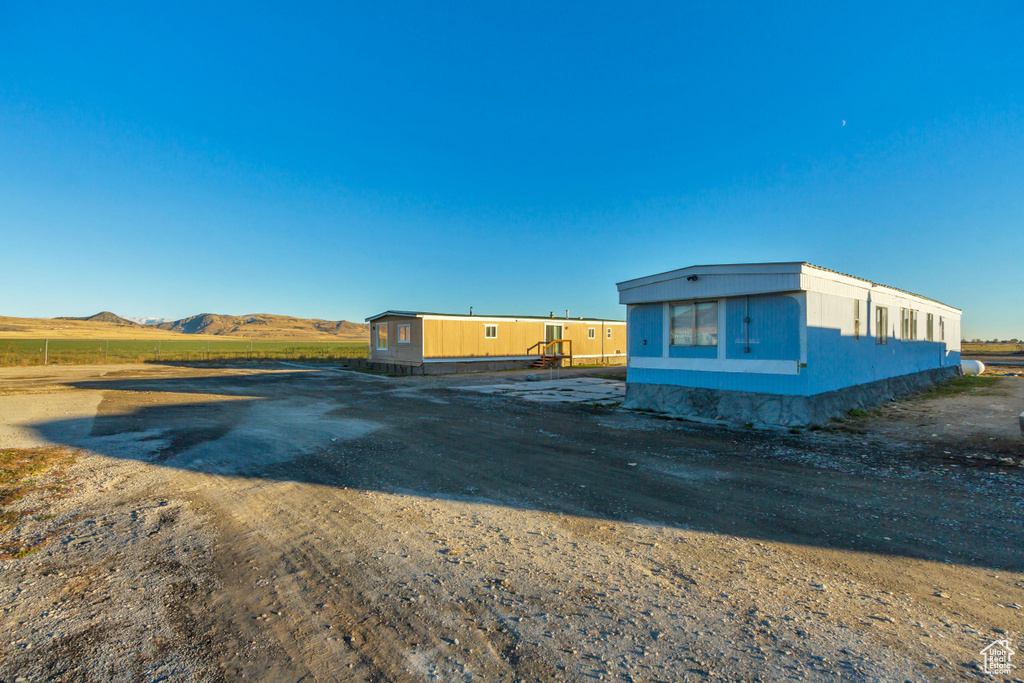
842;120;846;126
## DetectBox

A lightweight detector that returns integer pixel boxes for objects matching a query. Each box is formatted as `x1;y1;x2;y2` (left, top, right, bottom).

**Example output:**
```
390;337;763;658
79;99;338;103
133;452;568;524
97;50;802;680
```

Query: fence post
44;339;48;365
105;340;108;364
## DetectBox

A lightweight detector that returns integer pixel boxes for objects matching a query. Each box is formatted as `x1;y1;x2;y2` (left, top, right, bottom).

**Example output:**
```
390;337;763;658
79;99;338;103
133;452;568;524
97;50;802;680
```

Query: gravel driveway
1;364;1022;681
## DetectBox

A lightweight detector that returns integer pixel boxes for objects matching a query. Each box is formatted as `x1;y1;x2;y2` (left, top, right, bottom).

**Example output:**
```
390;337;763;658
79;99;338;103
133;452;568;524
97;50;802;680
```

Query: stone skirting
622;366;960;427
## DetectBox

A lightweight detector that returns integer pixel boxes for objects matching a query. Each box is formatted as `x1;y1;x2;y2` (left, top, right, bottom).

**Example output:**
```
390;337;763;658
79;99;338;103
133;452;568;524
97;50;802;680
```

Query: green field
961;342;1024;356
0;339;369;367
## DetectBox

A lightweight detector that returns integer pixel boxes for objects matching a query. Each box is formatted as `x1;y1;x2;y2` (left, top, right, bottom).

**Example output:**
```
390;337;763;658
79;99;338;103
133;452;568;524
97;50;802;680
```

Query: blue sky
1;2;1021;338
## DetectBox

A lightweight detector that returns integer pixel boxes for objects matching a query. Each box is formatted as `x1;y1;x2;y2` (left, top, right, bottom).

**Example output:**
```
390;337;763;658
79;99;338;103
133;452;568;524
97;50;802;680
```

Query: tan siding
425;319;544;358
421;317;626;360
369;316;424;363
560;321;627;358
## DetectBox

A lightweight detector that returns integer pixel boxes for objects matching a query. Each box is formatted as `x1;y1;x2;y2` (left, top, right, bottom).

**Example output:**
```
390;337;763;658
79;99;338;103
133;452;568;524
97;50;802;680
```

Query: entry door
545;324;563;354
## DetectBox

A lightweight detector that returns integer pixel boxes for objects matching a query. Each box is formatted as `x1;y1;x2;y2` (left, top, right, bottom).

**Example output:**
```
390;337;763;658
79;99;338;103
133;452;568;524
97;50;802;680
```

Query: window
375;323;388;350
588;327;595;339
853;300;861;341
484;324;497;339
939;316;945;341
900;308;918;340
607;328;612;339
876;307;888;345
670;300;718;347
926;313;934;342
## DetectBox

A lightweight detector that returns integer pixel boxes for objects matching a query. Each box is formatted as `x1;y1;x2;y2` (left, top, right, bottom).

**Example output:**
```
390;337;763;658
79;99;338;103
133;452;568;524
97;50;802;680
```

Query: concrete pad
456;377;625;405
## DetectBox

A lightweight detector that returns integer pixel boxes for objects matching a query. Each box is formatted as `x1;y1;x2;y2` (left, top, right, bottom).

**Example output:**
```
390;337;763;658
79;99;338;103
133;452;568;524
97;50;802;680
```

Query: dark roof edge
365;310;625;323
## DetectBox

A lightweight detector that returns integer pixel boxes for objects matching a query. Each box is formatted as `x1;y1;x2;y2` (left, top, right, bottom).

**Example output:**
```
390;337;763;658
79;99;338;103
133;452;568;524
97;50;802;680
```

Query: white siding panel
618;272;802;304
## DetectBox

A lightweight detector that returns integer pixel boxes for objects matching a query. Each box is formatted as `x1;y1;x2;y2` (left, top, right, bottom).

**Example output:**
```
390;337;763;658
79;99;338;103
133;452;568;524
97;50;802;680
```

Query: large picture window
670;301;718;347
376;323;388;350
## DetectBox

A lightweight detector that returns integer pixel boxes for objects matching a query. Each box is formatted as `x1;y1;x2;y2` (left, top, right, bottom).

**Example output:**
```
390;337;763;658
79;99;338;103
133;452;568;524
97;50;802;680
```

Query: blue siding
806;326;959;395
628;304;663;358
725;294;800;360
668;345;717;359
628;367;808;395
626;289;959;399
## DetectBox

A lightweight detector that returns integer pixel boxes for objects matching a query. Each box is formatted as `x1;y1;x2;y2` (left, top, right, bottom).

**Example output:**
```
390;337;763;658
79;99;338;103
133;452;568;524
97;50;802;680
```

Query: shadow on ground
29;368;1024;573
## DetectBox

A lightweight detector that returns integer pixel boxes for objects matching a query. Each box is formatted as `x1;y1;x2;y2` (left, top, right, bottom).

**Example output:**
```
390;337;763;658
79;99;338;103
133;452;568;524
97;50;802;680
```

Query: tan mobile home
366;311;626;374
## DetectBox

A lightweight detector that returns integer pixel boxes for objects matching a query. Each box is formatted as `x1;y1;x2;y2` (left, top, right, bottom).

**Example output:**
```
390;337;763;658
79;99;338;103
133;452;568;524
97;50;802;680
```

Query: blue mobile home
616;263;962;426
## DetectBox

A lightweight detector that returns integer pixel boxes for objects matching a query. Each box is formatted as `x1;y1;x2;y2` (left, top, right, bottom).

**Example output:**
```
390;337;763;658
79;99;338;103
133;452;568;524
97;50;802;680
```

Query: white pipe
961;360;985;376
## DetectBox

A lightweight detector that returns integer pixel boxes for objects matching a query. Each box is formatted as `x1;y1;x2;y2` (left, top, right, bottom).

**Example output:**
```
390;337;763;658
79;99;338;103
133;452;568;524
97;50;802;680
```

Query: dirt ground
1;363;1023;682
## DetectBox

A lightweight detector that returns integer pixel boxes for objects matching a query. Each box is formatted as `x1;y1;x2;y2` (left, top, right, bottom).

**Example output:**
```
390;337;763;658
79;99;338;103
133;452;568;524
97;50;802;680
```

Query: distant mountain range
152;313;368;339
6;311;369;340
58;311;140;327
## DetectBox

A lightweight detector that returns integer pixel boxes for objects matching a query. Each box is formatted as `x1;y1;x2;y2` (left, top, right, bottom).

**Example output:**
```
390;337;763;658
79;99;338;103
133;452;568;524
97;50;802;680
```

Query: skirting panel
623;366;959;427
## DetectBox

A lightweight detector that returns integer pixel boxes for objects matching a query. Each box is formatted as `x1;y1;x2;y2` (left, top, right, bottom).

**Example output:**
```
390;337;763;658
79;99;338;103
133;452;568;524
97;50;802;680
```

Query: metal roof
616;262;959;311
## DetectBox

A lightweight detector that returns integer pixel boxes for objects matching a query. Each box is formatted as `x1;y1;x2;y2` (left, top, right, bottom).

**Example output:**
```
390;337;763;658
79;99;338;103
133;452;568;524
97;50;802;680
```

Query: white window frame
876;307;888;345
900;308;919;341
588;327;595;339
375;323;388;351
670;300;718;348
853;300;861;341
398;323;411;343
484;324;497;339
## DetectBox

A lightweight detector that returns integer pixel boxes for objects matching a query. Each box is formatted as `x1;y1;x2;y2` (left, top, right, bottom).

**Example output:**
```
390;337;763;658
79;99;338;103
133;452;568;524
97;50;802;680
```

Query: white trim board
628;356;800;375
